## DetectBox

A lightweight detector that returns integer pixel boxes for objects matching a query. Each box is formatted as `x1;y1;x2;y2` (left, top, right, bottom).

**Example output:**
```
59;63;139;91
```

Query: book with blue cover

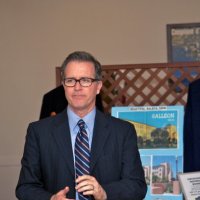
112;105;184;200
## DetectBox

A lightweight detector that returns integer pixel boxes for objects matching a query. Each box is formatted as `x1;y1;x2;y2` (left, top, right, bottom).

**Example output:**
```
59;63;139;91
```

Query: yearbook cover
112;105;184;200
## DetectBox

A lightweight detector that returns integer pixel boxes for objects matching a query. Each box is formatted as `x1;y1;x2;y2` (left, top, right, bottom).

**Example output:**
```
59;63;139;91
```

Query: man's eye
82;78;91;83
66;79;74;82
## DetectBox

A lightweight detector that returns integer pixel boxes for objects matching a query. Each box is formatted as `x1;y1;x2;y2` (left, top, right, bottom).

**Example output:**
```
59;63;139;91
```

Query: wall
0;0;200;199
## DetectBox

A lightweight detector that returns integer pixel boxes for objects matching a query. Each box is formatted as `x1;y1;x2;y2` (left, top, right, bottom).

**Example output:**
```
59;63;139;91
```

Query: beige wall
0;0;200;199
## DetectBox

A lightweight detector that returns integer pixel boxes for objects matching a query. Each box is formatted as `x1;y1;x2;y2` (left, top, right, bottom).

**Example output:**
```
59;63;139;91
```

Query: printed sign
178;172;200;200
112;106;184;200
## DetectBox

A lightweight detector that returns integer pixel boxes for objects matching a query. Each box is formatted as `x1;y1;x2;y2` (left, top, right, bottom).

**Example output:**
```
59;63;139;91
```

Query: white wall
0;0;200;199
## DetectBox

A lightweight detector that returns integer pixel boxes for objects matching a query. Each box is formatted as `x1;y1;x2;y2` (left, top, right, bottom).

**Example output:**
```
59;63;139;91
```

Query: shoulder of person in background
189;78;200;90
39;85;67;119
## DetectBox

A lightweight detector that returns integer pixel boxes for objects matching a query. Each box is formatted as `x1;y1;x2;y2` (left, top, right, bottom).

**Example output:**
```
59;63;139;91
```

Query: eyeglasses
63;77;99;87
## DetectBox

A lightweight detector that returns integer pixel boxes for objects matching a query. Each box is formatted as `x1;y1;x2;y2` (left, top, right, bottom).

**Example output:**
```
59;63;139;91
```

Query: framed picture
167;22;200;62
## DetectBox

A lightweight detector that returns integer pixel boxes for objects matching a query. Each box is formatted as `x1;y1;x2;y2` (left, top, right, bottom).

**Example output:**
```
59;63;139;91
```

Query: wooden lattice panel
56;62;200;113
101;62;200;113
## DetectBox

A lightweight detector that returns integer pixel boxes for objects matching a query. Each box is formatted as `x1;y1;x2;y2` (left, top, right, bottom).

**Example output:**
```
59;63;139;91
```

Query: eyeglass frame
63;77;100;87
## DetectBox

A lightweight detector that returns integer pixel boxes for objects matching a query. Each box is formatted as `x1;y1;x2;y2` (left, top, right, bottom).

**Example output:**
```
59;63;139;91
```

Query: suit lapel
51;110;75;177
50;109;110;176
90;111;110;172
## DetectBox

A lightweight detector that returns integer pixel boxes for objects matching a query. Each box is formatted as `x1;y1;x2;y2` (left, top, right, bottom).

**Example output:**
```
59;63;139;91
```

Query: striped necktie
75;119;91;200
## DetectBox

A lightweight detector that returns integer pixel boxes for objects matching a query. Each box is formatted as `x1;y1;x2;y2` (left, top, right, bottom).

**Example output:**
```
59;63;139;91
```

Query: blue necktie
75;119;91;200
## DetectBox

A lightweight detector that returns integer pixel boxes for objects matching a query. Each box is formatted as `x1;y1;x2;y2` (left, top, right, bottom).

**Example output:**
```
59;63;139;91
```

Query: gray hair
60;51;102;80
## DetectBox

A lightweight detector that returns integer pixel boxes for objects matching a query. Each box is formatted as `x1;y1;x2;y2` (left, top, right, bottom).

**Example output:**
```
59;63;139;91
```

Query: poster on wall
112;105;184;200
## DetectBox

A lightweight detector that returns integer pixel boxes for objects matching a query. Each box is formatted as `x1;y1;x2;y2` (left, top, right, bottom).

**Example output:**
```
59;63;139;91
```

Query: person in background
39;85;104;119
184;78;200;172
16;51;147;200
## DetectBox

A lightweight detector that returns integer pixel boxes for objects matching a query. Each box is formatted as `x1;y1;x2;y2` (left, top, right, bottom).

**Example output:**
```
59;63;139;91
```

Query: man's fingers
76;184;94;192
76;175;92;182
75;175;107;199
75;175;94;190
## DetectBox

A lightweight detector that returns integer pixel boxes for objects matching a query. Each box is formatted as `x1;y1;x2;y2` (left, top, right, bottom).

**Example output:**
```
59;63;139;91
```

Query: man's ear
96;81;103;94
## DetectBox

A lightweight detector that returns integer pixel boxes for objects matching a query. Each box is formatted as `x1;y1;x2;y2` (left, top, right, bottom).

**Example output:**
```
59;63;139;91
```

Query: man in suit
16;51;147;200
184;78;200;172
39;85;104;119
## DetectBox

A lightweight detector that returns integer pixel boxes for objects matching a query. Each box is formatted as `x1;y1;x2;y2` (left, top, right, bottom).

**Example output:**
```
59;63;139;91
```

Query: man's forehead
66;61;94;70
64;61;95;76
66;60;94;66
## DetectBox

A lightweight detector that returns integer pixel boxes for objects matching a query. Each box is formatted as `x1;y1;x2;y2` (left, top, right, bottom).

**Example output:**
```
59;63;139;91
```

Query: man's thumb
58;186;70;196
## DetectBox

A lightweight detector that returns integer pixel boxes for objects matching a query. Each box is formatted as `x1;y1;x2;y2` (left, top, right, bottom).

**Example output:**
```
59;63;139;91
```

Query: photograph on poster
151;155;182;195
117;107;179;149
141;155;151;186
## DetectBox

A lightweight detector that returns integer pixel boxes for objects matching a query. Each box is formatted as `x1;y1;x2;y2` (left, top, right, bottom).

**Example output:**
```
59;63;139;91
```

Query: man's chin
70;103;94;113
71;104;86;111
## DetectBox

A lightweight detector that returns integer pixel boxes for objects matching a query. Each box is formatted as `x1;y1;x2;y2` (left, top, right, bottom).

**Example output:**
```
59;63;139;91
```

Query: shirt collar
67;106;96;133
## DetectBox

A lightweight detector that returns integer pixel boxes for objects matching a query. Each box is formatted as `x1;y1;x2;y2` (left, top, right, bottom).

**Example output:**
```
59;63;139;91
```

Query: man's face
63;61;102;117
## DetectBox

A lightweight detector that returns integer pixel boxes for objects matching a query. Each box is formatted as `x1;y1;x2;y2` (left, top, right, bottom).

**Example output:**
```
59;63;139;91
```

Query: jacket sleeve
184;83;194;172
102;121;147;200
16;124;53;200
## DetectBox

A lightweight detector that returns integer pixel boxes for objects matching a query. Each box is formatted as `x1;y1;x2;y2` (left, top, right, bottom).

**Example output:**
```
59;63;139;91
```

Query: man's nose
74;80;82;89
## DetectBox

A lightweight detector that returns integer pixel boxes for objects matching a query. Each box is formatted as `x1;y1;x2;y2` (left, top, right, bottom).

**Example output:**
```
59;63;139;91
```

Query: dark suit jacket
39;85;104;119
184;78;200;172
16;109;147;200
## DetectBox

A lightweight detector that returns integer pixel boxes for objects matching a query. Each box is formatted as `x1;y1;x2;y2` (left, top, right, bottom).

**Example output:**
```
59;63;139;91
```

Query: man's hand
76;175;107;200
50;187;74;200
